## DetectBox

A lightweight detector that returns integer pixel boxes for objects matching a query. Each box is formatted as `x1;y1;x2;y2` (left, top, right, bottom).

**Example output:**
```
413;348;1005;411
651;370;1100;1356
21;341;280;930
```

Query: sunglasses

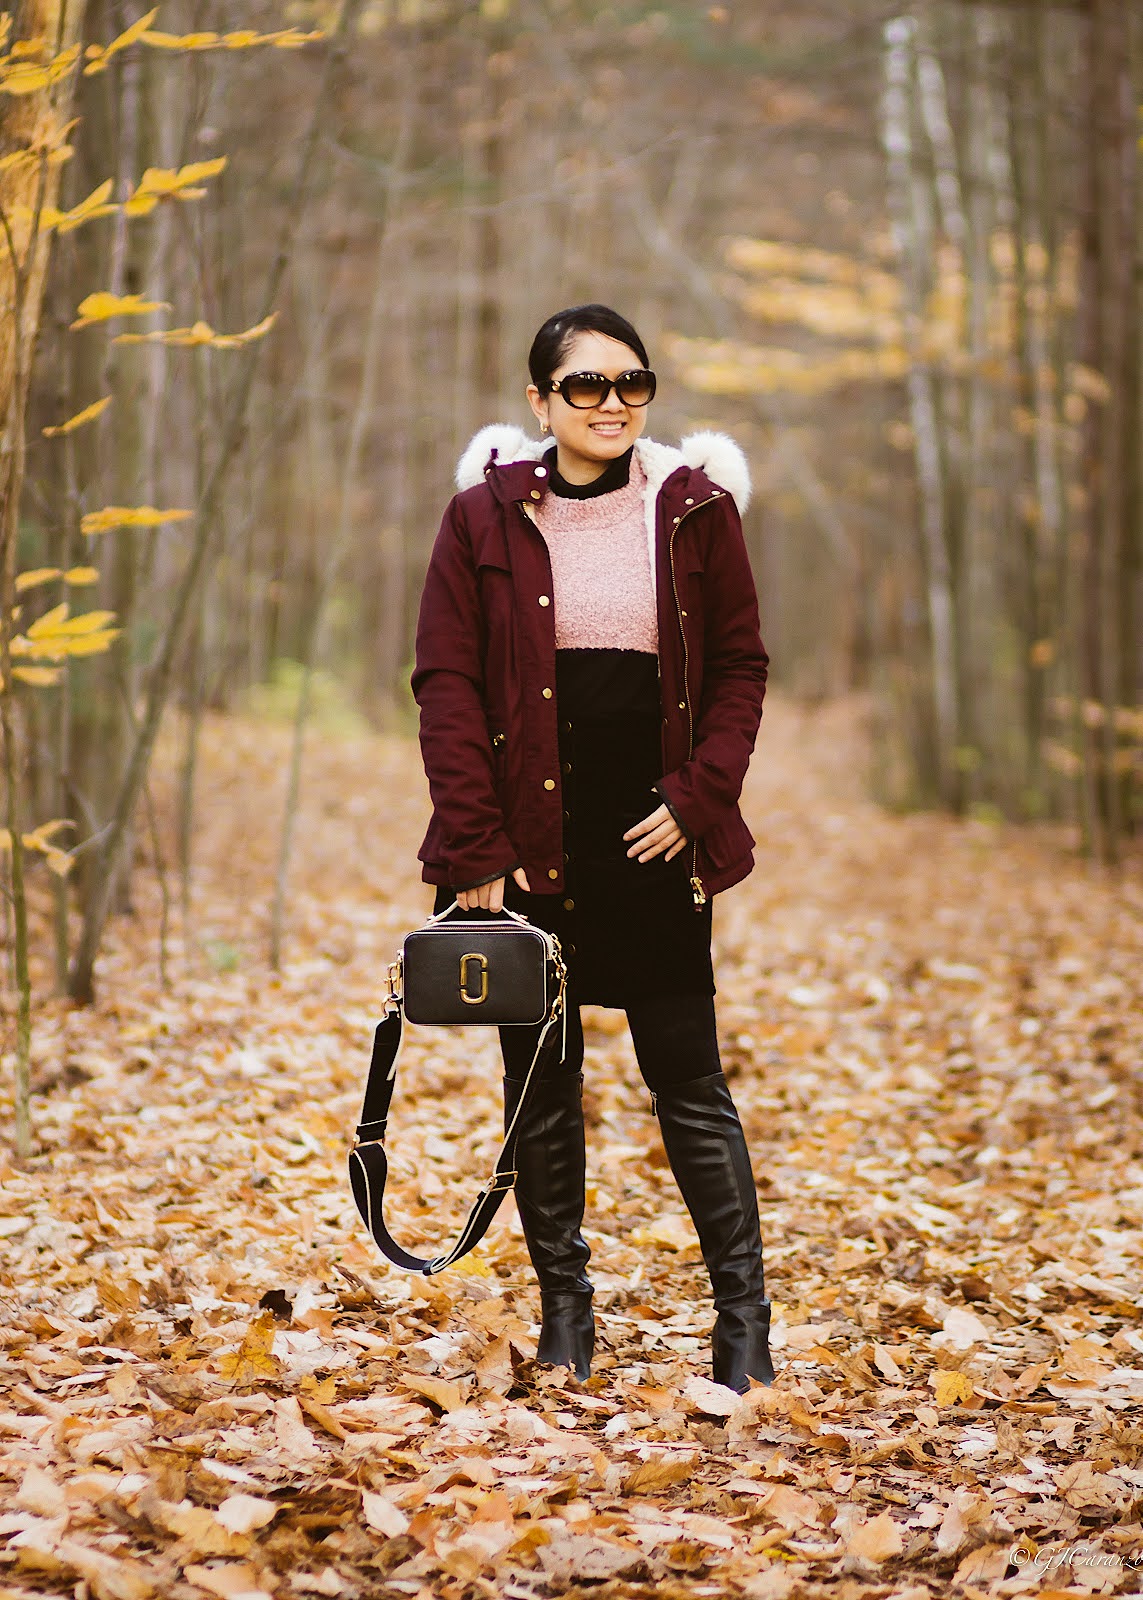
543;368;657;410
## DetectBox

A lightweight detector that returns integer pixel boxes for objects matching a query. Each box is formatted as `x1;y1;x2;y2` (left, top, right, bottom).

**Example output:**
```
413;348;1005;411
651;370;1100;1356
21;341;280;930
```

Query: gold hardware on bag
459;952;489;1004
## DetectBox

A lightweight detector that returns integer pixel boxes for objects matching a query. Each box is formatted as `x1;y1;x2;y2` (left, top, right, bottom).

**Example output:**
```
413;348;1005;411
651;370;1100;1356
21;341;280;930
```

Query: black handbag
348;899;568;1274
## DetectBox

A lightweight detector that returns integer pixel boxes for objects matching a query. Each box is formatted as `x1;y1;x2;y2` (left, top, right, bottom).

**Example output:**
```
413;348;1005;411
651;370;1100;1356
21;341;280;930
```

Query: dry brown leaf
843;1510;905;1563
183;1563;273;1600
622;1454;696;1494
361;1490;409;1538
399;1373;465;1411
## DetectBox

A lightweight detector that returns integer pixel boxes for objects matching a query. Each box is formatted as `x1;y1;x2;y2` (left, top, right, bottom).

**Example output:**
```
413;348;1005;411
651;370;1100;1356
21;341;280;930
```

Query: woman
411;303;774;1392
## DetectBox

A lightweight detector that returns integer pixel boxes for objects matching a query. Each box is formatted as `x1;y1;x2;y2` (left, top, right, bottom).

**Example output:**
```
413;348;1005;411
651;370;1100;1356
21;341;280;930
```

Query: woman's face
527;329;650;478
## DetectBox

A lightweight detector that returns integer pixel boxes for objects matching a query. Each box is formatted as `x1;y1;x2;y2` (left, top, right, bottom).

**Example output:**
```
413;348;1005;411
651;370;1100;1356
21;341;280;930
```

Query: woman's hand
458;866;531;912
623;804;687;863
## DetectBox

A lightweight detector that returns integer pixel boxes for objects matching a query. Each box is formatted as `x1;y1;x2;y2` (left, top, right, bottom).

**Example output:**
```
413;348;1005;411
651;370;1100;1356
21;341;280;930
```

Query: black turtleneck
543;444;633;499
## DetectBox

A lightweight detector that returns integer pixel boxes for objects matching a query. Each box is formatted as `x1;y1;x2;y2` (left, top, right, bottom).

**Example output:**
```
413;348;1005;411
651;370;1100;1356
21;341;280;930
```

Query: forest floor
2;694;1143;1600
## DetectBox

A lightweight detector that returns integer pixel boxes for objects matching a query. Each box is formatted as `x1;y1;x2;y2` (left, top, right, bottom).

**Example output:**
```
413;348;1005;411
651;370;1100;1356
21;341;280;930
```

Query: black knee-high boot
652;1072;774;1392
503;1071;594;1382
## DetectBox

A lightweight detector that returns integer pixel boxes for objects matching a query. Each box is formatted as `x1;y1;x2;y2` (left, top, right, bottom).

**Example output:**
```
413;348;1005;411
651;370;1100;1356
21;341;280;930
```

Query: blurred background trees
7;0;1143;994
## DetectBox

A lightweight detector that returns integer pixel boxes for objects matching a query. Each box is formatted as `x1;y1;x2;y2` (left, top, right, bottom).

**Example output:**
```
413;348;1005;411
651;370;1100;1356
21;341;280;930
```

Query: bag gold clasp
459;951;489;1004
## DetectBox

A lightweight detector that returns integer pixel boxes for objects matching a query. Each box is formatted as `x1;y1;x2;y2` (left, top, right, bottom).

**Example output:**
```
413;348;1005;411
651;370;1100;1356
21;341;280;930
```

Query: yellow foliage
15;568;62;593
0;43;80;94
218;1314;282;1385
54;178;116;233
664;333;909;398
15;180;117;235
81;505;193;535
12;665;64;686
43;396;112;437
0;819;75;875
82;8;159;74
737;279;901;344
932;1369;975;1407
11;604;121;663
71;292;170;330
64;566;100;586
113;313;277;349
124;158;227;215
139;25;323;50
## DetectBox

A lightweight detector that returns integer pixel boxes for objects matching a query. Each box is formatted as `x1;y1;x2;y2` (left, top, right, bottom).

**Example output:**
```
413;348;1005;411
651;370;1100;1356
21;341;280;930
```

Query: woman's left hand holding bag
458;865;532;912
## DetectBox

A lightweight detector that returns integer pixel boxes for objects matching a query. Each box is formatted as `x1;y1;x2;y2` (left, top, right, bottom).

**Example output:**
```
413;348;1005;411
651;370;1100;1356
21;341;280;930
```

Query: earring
540;420;550;435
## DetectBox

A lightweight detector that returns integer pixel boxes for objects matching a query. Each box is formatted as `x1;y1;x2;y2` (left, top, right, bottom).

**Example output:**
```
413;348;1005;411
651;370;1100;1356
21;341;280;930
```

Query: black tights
500;987;722;1089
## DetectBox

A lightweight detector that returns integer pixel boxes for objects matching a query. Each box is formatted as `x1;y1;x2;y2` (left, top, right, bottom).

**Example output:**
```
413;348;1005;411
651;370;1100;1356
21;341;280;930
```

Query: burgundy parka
411;429;768;908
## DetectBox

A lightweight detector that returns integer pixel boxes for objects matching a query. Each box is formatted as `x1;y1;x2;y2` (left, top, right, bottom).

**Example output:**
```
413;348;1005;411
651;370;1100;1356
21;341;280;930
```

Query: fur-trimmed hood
455;423;752;514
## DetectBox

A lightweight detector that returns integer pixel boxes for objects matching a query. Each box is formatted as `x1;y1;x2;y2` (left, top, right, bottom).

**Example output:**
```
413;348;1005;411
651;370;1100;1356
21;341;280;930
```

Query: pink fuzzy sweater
533;451;658;652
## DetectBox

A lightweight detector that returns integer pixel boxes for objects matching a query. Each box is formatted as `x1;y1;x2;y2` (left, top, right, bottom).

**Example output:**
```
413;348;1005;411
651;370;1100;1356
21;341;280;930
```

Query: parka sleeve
411;496;519;887
654;494;768;839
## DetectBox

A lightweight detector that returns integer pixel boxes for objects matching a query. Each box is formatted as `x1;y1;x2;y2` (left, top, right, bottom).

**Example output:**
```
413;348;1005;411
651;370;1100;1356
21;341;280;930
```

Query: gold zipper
668;495;719;909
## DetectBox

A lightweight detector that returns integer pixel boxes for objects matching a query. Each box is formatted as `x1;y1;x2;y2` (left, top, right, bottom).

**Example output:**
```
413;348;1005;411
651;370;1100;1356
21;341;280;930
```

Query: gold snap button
673;516;680;524
685;497;694;505
548;868;559;880
530;489;541;500
563;898;575;911
543;778;555;791
681;609;688;617
538;595;550;606
678;701;686;709
542;687;552;699
535;466;546;477
562;761;572;774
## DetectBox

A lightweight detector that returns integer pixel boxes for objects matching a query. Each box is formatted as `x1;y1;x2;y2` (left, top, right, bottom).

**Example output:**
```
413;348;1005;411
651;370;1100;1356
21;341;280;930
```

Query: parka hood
456;423;752;513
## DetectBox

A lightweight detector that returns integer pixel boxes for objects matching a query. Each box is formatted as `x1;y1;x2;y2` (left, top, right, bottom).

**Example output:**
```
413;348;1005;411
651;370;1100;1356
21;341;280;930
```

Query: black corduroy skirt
432;648;714;1008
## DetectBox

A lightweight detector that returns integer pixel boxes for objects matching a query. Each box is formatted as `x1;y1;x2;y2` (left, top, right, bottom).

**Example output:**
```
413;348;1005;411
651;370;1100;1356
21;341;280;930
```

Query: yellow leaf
12;665;63;686
169;156;227;185
43;395;112;437
139;28;220;49
54;610;116;635
82;7;159;74
218;1314;281;1385
53;629;119;657
70;292;170;330
932;1369;975;1407
81;505;193;535
27;602;69;637
127;157;226;209
114;313;276;349
44;846;75;877
209;312;277;349
0;45;80;94
54;178;116;233
15;568;62;592
0;830;10;850
64;566;99;585
23;818;72;849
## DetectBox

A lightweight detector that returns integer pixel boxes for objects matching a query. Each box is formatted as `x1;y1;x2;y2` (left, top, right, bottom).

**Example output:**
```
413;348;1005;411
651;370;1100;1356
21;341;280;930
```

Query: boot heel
713;1300;775;1392
537;1289;594;1382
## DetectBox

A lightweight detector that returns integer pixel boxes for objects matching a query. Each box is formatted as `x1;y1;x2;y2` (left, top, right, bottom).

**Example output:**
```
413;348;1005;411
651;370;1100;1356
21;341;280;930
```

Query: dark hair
528;303;650;390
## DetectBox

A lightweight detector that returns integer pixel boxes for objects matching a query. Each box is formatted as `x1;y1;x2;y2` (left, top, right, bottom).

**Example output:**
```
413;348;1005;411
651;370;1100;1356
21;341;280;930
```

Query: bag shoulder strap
348;958;566;1275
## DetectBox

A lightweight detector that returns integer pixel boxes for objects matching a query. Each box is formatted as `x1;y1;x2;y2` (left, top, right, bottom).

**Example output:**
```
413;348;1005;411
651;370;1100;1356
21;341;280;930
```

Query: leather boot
503;1070;594;1382
652;1072;775;1393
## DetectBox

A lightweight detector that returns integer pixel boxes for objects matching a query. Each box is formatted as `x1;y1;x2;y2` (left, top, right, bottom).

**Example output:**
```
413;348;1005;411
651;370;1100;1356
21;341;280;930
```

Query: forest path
3;696;1142;1600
